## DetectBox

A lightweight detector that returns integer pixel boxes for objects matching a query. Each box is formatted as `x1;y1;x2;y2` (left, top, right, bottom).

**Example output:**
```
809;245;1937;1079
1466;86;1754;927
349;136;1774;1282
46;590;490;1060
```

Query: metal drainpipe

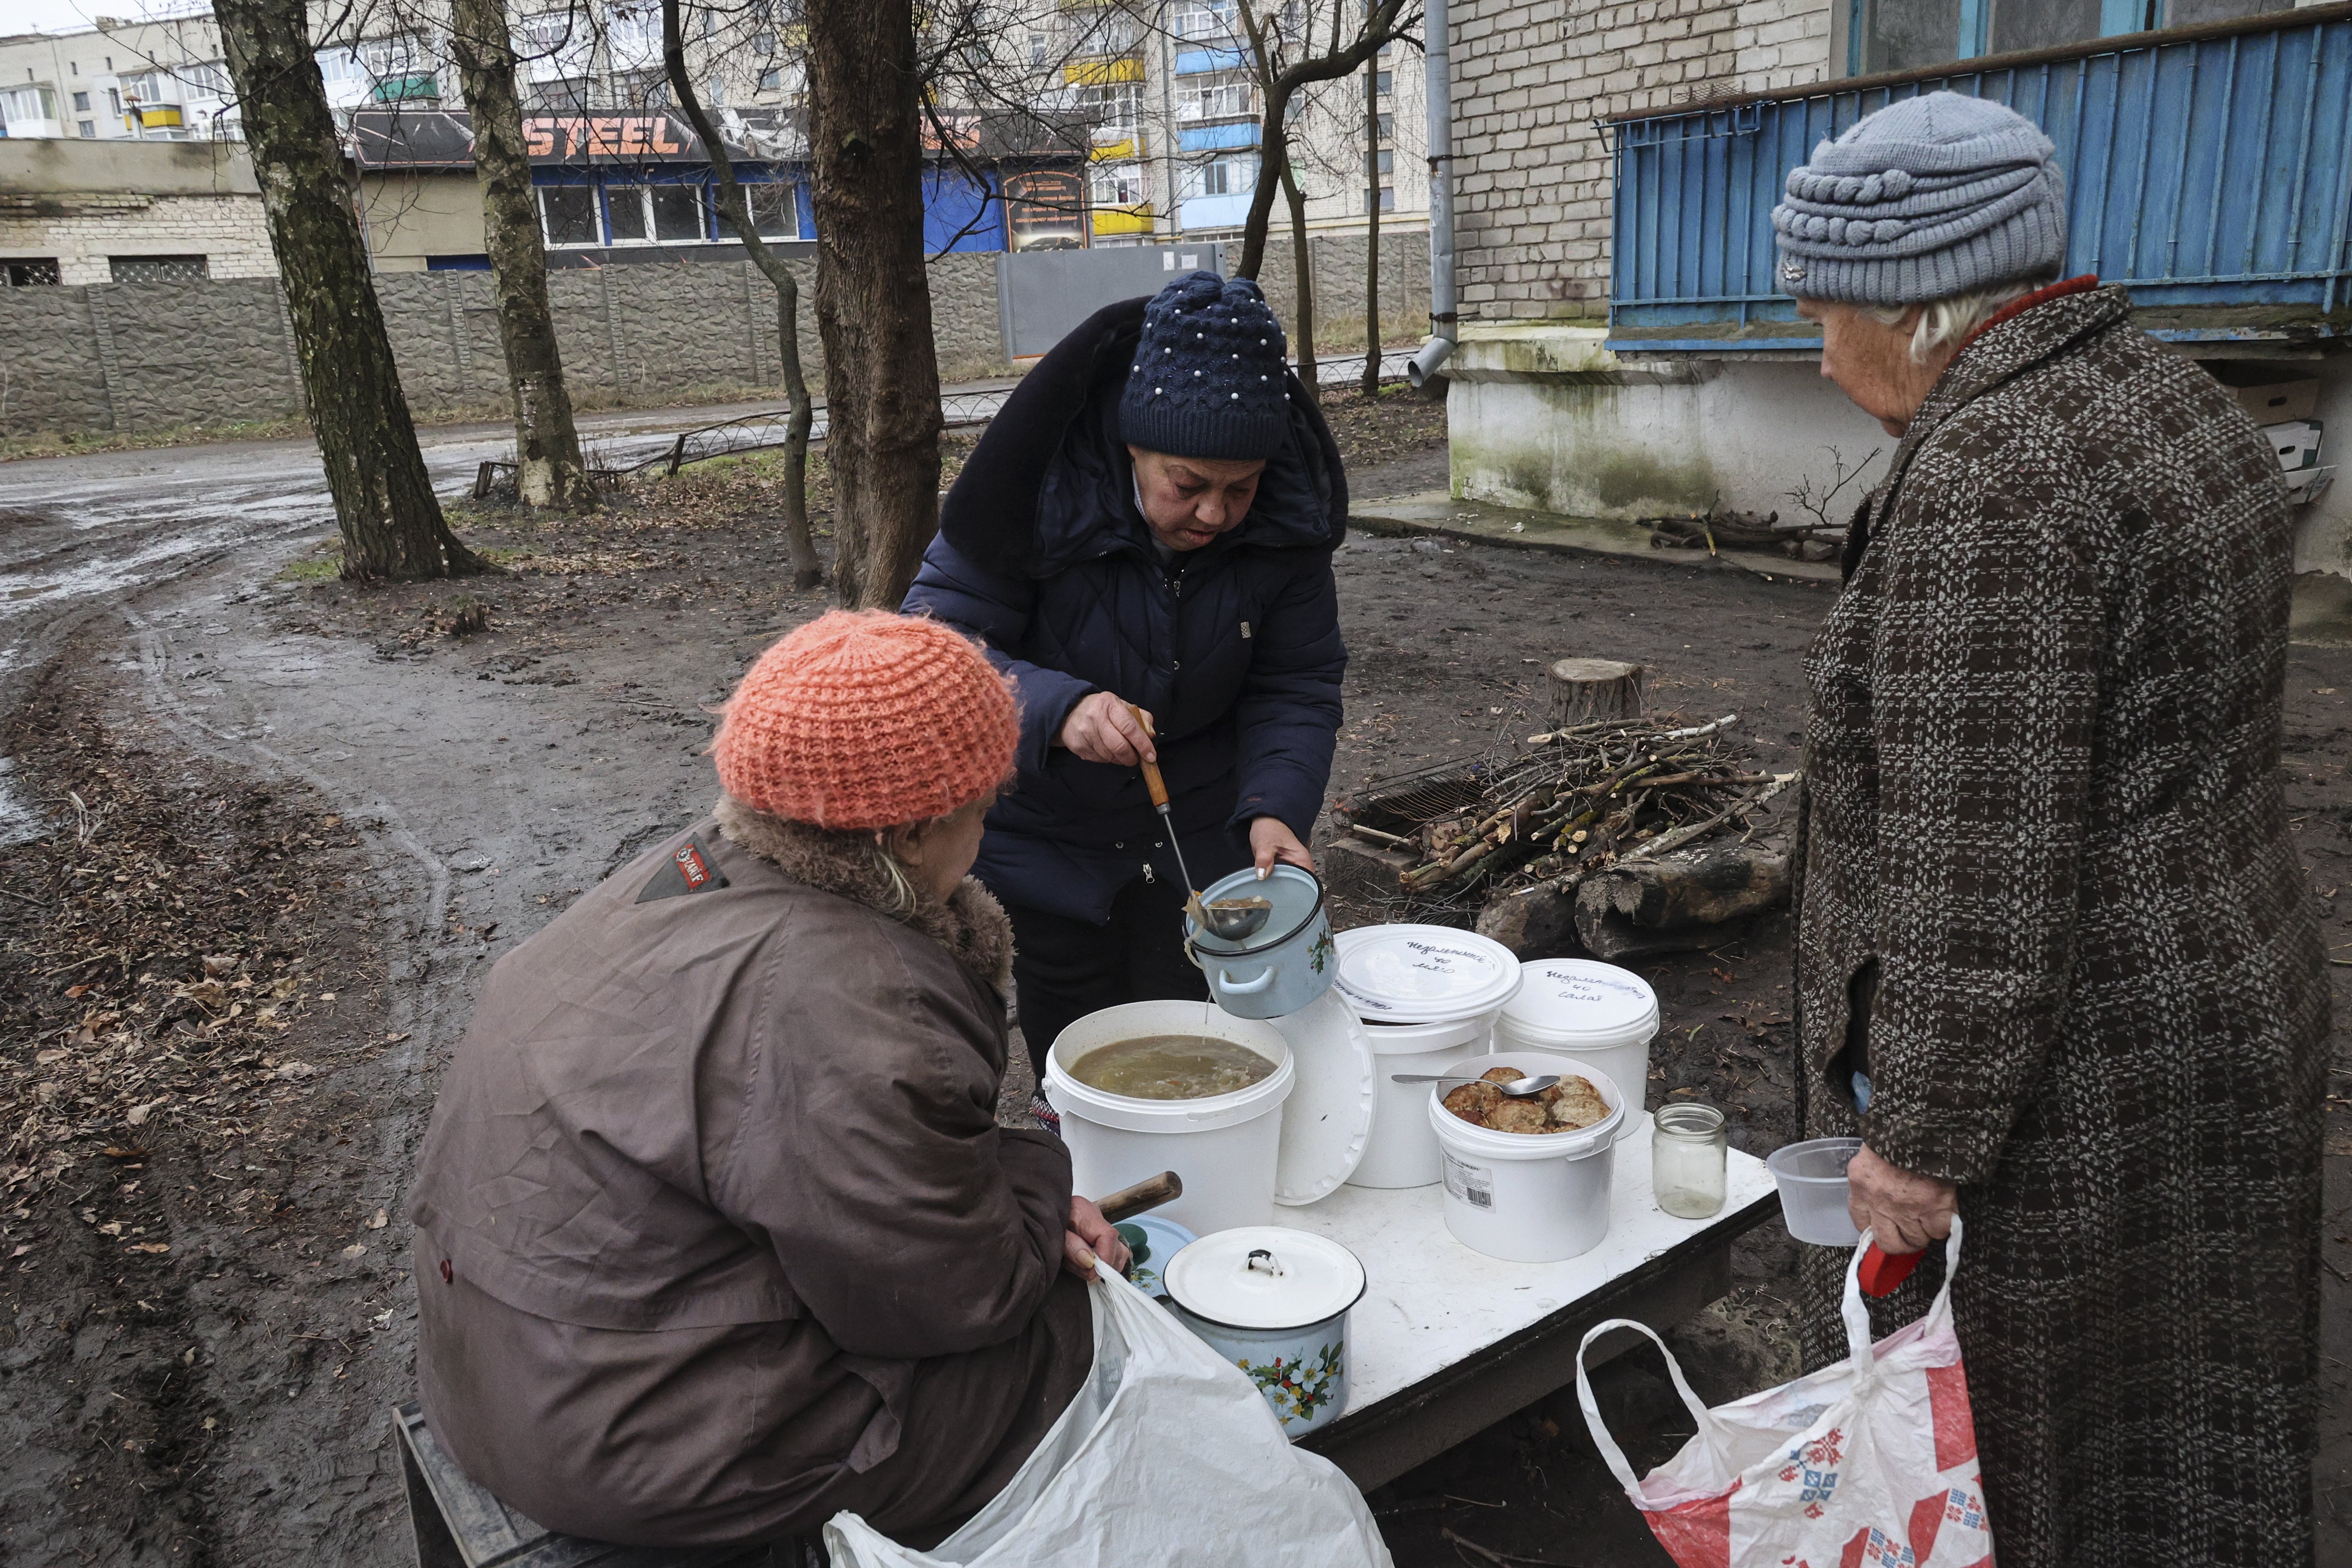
1406;0;1455;386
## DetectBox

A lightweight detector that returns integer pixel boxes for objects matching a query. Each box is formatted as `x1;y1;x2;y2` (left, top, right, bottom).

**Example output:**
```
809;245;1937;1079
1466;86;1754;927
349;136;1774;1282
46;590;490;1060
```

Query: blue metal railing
1607;11;2352;351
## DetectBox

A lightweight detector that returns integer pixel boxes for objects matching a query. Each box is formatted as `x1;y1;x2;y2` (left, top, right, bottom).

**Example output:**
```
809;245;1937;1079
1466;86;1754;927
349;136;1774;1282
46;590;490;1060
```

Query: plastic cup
1766;1137;1864;1246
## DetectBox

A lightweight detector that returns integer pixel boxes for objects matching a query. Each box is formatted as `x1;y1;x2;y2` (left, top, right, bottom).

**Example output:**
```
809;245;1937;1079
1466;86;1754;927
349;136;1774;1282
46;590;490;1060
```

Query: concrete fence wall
0;250;1008;437
0;233;1433;438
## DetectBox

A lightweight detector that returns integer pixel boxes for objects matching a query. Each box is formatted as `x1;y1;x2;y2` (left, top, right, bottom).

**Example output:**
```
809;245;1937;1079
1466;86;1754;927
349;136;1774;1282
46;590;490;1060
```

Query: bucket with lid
1331;925;1521;1190
1494;959;1660;1144
1162;1226;1367;1436
1044;1001;1294;1236
1183;864;1335;1020
1425;1048;1623;1262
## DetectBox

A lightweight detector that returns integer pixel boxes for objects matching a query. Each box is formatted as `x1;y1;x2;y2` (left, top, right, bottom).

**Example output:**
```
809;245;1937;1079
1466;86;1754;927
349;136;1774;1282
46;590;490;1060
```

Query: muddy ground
2;385;2347;1567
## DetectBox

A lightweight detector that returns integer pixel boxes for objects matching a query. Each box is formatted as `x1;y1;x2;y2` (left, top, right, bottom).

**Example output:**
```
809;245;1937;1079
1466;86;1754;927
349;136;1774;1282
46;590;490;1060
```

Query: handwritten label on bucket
1443;1151;1494;1210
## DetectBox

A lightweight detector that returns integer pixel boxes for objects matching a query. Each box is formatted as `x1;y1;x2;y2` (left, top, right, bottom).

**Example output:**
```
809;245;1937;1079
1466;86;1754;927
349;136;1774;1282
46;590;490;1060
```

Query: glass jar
1652;1102;1728;1219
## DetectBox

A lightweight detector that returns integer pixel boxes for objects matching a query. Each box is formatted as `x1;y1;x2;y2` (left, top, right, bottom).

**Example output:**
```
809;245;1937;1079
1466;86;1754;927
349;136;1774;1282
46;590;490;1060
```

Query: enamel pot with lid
1184;864;1336;1020
1162;1227;1367;1438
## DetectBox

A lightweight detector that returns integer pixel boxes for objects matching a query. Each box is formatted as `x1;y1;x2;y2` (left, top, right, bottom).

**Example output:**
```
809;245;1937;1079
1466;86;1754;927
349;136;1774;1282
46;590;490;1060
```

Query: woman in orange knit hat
408;610;1127;1551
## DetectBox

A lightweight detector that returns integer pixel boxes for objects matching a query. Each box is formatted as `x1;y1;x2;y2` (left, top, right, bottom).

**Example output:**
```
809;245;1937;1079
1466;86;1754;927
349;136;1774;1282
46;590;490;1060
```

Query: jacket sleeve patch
634;840;732;903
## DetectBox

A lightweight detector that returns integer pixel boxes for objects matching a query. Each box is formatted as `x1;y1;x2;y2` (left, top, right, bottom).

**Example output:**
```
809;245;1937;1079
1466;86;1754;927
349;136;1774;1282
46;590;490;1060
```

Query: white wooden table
1282;1114;1781;1488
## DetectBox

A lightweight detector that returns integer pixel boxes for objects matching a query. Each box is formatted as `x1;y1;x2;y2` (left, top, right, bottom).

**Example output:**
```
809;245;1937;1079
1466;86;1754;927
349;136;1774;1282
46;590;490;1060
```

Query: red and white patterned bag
1576;1219;1993;1568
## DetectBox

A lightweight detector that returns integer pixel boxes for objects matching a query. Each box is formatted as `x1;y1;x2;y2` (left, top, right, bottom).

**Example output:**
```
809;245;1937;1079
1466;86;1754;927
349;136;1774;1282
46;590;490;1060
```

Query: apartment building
1432;0;2351;570
1047;0;1429;245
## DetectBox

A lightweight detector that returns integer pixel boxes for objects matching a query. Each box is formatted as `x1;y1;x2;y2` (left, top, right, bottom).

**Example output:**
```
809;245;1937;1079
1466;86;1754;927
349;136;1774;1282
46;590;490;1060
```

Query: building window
1090;161;1145;207
1183;155;1253;199
1373;70;1392;97
1366;147;1393;175
1852;0;2291;74
1177;76;1249;122
613;67;668;108
606;183;708;244
1;84;60;126
1172;0;1237;39
78;119;96;137
107;88;121;115
757;67;783;91
314;47;365;87
1377;111;1393;140
517;9;593;83
1027;29;1050;65
3;260;62;287
538;184;600;246
110;254;210;284
1079;80;1142;133
524;75;591;112
179;61;232;97
1365;186;1394;212
72;90;90;111
718;181;799;239
608;3;663;67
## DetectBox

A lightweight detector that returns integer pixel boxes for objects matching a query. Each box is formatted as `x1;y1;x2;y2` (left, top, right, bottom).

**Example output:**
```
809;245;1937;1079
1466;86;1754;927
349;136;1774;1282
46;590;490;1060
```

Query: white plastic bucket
1346;1012;1496;1189
1044;1000;1295;1237
1494;959;1660;1145
1426;1049;1623;1262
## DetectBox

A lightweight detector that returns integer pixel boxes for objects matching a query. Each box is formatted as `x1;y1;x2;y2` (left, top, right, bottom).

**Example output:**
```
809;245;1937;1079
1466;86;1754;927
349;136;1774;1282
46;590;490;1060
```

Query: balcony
1604;7;2352;353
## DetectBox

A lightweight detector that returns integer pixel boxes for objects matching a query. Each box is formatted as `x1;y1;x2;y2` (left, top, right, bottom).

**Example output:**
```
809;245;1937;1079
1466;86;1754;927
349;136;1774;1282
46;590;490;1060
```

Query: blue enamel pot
1184;864;1336;1020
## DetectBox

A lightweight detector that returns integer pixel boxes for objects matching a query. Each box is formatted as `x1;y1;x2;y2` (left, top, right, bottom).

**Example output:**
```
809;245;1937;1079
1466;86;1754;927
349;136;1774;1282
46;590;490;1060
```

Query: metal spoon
1129;703;1274;942
1388;1072;1562;1097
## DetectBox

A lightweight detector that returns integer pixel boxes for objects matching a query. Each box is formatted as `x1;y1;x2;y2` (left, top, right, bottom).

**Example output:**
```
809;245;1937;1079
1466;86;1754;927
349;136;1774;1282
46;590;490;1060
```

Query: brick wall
0;252;1011;437
1449;0;1834;322
0;193;276;285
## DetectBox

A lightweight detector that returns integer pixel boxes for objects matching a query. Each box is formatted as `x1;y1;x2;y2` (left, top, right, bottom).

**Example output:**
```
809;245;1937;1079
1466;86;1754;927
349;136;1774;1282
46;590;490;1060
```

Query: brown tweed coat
1794;285;2329;1568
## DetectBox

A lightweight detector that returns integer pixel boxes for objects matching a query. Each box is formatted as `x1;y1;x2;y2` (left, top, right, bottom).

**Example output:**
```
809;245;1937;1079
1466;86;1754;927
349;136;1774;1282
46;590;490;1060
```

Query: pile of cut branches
1647;508;1842;563
1332;714;1797;913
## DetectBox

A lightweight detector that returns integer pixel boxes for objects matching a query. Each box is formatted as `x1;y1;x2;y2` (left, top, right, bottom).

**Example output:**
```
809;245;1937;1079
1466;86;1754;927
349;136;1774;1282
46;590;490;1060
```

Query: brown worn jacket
1796;285;2328;1567
410;799;1091;1547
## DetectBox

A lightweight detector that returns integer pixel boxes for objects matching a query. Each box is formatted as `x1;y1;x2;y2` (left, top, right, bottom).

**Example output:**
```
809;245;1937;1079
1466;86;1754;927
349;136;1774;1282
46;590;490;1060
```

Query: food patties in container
1425;1049;1623;1262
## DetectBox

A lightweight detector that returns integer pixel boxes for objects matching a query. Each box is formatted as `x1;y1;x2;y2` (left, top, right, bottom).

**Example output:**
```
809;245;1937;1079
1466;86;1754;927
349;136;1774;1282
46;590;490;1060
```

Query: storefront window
718;182;799;239
538;184;599;246
649;185;706;242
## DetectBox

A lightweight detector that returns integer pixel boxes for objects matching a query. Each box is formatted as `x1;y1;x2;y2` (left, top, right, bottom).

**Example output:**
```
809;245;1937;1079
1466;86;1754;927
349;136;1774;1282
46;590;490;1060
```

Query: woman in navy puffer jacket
903;272;1347;1087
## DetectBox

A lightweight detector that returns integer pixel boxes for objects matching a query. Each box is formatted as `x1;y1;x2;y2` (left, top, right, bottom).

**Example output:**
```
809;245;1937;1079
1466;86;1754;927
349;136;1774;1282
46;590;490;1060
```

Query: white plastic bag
823;1262;1394;1568
1577;1219;1994;1568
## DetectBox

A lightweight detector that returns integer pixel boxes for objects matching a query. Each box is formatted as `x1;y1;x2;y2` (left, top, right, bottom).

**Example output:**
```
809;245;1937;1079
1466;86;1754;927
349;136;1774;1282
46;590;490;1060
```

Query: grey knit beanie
1773;91;2067;305
1119;271;1291;462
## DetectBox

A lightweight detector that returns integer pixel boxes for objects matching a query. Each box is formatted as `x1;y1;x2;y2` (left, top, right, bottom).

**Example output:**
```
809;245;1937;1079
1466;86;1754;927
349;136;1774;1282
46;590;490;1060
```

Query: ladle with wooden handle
1093;1170;1184;1224
1127;703;1273;941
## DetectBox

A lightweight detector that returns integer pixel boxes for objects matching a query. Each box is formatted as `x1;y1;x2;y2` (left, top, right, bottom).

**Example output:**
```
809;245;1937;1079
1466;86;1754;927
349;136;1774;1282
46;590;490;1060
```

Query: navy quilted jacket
902;298;1348;923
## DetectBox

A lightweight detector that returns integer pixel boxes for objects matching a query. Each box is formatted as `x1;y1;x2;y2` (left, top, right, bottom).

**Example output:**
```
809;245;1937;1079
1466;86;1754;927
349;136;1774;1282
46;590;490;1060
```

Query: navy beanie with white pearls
1118;271;1292;463
1772;91;2067;305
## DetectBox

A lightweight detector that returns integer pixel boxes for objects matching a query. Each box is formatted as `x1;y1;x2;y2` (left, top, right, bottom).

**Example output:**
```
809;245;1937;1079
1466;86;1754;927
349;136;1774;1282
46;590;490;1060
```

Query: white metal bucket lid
1424;1049;1623;1160
1497;958;1660;1049
1162;1226;1367;1330
1266;988;1377;1205
1332;924;1524;1024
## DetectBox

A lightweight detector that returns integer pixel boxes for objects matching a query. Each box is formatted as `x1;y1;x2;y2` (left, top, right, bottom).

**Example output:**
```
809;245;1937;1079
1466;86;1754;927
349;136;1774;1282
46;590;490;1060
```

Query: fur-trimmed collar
713;795;1015;994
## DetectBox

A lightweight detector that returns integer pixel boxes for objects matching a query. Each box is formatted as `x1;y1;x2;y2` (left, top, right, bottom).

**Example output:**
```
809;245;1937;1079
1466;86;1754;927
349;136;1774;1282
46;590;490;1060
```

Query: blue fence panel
1608;12;2352;345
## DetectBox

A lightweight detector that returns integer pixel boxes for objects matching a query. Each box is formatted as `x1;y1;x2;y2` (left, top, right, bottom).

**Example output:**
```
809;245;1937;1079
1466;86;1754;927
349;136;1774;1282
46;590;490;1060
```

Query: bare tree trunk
450;0;589;511
1234;82;1293;281
662;0;821;589
1280;158;1318;406
215;0;485;580
1362;52;1382;399
805;0;941;610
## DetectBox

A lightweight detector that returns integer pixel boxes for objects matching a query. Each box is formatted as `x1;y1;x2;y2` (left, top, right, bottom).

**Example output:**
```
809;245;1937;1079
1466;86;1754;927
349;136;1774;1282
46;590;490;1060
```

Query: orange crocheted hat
713;610;1018;830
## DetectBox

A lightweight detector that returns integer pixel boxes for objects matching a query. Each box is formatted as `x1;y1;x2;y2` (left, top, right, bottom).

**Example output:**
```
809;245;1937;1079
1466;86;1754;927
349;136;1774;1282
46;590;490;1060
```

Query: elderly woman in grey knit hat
1780;92;2327;1568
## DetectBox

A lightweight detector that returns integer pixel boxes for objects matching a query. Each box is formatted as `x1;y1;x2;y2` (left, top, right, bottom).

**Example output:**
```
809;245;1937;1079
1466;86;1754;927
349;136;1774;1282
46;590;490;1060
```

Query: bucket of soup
1045;1001;1295;1236
1425;1050;1623;1262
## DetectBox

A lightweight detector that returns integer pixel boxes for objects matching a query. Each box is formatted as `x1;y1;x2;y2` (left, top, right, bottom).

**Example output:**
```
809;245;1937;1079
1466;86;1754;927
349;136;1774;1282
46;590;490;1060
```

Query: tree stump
1547;658;1645;729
